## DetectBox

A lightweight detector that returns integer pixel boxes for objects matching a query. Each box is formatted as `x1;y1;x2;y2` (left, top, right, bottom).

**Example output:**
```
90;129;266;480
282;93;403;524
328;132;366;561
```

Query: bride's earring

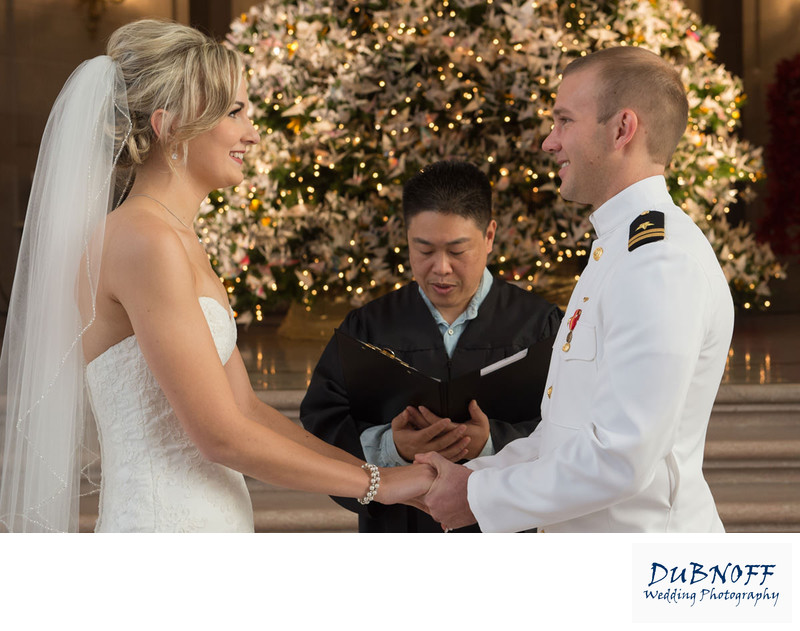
171;147;178;160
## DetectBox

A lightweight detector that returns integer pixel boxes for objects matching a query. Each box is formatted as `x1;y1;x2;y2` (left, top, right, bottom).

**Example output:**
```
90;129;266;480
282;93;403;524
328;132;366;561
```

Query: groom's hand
414;451;476;531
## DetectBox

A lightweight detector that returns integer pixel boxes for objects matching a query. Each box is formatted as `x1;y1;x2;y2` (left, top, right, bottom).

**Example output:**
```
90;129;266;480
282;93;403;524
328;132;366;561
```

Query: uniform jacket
466;177;733;532
301;278;562;532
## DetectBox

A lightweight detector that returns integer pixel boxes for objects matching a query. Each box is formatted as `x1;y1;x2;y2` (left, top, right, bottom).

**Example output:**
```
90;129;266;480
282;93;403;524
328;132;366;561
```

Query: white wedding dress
85;297;254;532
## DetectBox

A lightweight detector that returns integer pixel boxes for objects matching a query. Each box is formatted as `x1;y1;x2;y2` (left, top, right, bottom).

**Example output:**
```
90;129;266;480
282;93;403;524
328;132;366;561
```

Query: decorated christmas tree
199;0;786;323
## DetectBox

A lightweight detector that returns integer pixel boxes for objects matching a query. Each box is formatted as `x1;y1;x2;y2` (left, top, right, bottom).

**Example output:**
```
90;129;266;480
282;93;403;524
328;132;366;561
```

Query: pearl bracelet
358;463;380;505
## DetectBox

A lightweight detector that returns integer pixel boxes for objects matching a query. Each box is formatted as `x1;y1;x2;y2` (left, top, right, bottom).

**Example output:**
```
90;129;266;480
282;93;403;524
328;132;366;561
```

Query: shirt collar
589;175;672;238
419;267;494;326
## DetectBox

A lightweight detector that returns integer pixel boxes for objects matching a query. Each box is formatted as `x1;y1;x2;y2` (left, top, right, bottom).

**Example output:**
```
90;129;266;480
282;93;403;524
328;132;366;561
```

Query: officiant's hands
398;401;490;461
414;451;476;531
442;400;490;460
392;406;470;462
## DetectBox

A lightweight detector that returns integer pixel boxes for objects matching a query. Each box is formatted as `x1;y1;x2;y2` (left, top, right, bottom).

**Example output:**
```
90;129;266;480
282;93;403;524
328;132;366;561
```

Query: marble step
246;479;356;533
703;384;800;531
712;480;800;532
705;414;800;467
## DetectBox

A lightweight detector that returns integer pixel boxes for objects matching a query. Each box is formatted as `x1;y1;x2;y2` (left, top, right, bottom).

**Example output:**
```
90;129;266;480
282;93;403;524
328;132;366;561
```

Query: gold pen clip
362;341;413;368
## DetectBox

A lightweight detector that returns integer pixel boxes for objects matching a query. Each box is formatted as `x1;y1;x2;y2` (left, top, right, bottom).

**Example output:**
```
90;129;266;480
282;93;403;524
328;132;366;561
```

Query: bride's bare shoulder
104;200;186;263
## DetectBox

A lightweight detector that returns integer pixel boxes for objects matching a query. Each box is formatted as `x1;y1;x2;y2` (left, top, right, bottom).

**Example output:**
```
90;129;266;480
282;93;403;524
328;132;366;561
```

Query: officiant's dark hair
402;160;492;231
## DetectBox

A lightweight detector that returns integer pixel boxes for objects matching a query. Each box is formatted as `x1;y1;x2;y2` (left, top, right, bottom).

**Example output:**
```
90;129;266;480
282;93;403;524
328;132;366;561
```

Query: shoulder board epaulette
628;210;665;251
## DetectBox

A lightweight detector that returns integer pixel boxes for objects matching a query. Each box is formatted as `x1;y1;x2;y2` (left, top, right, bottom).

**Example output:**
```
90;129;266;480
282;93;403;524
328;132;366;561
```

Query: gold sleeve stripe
628;228;665;248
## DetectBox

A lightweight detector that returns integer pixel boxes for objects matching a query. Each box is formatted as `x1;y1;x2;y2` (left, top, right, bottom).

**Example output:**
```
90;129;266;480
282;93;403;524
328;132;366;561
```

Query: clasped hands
382;400;486;530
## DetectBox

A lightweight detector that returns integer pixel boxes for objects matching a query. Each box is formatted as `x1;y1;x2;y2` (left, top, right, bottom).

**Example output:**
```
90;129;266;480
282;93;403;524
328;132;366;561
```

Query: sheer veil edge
0;56;130;532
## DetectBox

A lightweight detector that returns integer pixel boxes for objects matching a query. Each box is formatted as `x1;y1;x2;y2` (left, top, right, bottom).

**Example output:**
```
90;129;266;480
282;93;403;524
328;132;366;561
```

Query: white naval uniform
465;176;733;532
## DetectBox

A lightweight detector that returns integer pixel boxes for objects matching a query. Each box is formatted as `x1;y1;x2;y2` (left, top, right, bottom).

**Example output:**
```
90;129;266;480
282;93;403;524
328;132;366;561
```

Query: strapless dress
85;297;254;532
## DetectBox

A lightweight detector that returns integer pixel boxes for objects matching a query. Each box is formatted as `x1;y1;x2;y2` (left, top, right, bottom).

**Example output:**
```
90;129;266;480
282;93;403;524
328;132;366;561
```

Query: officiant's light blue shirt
360;268;496;467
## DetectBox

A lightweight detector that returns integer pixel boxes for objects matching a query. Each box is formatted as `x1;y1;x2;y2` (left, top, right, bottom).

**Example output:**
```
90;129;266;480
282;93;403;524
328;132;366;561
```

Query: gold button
593;247;603;261
547;386;553;398
583;296;589;302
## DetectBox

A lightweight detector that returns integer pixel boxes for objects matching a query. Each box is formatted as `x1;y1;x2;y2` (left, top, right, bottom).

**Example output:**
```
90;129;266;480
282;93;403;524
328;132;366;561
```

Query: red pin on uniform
562;308;582;352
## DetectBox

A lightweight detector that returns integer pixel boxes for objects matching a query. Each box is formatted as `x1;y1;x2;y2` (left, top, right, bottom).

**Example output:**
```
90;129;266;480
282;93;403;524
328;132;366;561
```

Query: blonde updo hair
107;19;243;173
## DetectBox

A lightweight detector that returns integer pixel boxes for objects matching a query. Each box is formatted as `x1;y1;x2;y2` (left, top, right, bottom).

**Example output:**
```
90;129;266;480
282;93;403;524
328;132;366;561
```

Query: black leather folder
336;329;554;423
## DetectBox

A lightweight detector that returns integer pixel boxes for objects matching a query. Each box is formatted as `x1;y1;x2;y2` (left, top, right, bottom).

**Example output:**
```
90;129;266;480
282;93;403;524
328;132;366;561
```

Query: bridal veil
0;56;130;532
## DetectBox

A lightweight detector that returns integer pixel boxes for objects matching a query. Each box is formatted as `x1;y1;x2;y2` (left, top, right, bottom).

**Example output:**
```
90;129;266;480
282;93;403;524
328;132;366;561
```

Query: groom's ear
611;108;638;150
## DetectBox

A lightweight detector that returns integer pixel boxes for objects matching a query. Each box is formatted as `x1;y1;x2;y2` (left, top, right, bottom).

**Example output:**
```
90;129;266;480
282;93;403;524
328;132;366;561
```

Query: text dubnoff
632;542;792;624
644;561;779;607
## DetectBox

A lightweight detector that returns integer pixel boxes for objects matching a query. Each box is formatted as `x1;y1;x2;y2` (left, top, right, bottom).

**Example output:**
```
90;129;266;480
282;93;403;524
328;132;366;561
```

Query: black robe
300;278;563;532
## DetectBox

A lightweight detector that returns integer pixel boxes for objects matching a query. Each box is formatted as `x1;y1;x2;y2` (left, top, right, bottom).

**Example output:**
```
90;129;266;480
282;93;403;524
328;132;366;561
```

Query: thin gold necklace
128;193;197;234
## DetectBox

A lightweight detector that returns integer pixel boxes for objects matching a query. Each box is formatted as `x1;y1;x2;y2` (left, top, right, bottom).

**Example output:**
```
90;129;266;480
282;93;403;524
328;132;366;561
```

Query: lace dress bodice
85;297;254;532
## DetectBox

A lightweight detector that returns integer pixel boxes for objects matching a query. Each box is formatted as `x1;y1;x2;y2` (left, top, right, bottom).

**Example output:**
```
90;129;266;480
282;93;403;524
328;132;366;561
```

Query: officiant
300;160;562;532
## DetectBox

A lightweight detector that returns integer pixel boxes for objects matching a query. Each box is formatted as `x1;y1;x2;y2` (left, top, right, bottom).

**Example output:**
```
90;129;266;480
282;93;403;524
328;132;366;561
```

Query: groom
417;46;734;533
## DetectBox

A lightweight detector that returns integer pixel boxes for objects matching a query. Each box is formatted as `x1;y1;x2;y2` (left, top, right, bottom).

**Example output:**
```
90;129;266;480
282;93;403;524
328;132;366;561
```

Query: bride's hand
376;463;435;509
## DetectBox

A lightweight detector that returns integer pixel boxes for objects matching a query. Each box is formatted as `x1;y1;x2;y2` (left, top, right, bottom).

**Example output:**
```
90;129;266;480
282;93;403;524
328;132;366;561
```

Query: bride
0;19;433;532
